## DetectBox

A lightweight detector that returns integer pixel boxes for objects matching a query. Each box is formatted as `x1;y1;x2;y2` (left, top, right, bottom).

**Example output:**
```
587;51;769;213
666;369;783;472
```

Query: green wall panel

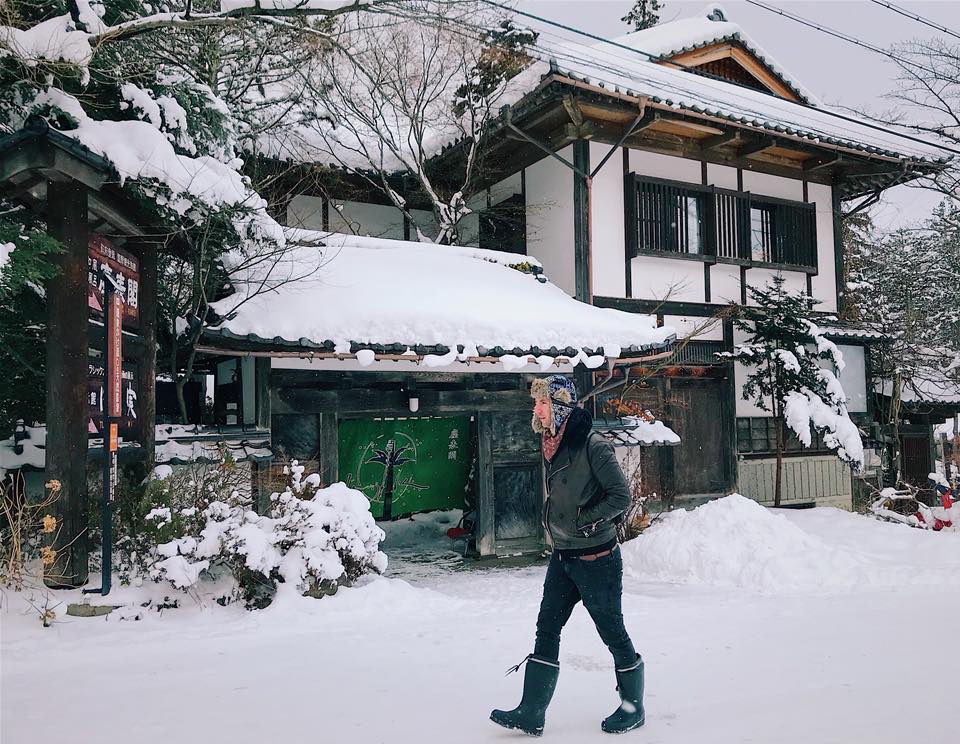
338;416;470;520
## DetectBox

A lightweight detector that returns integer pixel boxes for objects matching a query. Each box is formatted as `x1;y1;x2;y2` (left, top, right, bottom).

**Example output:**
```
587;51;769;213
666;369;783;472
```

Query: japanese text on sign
88;235;140;328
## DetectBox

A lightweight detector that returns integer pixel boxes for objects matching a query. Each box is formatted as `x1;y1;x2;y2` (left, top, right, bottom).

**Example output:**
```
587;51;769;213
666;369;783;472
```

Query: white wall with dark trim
524;145;576;296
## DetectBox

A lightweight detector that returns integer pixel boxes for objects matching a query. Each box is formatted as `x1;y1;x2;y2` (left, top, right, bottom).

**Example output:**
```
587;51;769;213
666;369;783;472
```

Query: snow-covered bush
145;461;387;607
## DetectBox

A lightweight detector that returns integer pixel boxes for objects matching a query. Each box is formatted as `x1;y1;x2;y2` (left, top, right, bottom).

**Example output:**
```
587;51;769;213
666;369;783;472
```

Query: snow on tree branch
721;275;864;505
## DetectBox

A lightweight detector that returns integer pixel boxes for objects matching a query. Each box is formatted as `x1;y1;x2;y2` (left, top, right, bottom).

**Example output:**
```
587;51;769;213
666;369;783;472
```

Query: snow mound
622;494;874;593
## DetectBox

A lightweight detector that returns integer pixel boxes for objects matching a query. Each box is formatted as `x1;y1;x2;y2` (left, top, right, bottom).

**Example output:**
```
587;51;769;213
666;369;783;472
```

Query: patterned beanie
530;375;578;435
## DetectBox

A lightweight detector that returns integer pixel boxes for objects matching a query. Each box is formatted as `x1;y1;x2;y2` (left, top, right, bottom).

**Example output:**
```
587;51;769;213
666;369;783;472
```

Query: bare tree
886;38;960;204
292;2;536;244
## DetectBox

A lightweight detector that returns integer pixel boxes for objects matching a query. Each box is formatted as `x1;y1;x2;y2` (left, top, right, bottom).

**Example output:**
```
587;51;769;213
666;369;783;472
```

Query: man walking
490;375;644;736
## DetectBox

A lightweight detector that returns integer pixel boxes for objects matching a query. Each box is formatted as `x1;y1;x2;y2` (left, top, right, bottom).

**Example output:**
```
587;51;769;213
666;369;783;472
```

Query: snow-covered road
3;499;959;744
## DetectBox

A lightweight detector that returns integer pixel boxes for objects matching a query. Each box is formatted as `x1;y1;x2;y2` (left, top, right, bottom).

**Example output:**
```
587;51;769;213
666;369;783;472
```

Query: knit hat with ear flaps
531;375;578;436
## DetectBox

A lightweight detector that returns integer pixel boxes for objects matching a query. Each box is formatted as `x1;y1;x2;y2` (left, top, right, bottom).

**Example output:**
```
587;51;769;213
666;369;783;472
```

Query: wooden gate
477;410;544;556
663;377;732;498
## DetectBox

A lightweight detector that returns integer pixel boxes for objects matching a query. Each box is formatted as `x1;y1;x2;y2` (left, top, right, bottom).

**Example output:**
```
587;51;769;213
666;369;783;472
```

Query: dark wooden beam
803;154;843;172
0;141;52;183
134;241;158;471
573;139;591;303
44;180;90;588
738;137;779;158
699;131;741;153
595;295;731;317
832;188;846;316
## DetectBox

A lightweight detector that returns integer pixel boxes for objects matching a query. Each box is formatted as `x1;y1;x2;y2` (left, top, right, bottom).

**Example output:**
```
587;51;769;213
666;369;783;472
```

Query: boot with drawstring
601;655;645;734
490;654;560;737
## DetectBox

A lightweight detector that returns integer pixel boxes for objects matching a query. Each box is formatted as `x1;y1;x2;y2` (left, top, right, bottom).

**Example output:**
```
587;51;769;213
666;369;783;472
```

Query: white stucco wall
663;314;724;341
741;169;804;201
710;264;742;305
706;162;739;190
577;149;842;313
629;149;703;183
631;256;706;302
590;142;626;297
808;182;838;313
525;146;575;296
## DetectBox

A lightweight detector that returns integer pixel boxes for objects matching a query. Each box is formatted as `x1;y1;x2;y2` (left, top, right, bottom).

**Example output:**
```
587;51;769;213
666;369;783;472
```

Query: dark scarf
543;407;593;462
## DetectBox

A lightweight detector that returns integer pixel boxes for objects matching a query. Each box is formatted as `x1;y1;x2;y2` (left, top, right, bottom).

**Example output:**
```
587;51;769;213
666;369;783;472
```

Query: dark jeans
533;547;637;668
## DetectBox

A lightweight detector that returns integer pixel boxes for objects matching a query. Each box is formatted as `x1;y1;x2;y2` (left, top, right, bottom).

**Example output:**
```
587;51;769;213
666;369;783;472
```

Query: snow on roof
0;425;271;477
817;324;884;341
877;372;960;406
596;415;681;448
522;34;947;164
207;231;676;368
609;4;817;104
154;425;272;465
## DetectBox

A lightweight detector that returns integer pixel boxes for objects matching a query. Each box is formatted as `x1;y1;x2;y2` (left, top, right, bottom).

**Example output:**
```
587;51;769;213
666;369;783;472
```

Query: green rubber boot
490;655;560;737
601;655;645;734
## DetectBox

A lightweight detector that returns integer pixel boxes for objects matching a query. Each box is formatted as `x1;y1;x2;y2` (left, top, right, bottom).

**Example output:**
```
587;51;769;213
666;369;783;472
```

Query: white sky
514;0;960;229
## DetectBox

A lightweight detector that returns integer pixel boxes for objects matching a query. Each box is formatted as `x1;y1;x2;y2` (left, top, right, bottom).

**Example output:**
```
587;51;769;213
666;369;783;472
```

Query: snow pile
621;494;872;593
210;231;675;366
149;462;387;603
620;415;681;446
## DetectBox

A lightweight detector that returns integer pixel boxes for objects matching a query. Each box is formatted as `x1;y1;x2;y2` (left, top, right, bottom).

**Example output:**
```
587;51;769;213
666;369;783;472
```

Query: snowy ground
3;496;960;744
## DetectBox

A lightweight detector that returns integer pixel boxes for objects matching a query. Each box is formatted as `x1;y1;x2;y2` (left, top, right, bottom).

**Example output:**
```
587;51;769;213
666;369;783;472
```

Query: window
479;193;526;255
634;178;710;255
736;416;829;455
750;204;775;262
626;174;817;270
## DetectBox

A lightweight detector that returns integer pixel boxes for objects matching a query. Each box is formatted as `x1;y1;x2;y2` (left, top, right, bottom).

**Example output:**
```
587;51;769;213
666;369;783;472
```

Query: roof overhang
474;75;946;201
0;117;176;246
198;231;677;371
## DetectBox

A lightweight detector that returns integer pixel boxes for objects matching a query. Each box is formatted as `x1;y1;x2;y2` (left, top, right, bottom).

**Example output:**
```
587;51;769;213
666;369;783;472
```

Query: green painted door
338;417;471;520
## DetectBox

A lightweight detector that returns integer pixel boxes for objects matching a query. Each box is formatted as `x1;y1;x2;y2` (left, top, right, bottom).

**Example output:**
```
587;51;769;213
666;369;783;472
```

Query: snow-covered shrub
145;461;387;607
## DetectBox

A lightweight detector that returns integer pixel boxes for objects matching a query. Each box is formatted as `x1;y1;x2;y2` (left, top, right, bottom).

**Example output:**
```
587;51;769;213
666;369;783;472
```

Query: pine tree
721;275;864;506
621;0;663;31
845;205;960;485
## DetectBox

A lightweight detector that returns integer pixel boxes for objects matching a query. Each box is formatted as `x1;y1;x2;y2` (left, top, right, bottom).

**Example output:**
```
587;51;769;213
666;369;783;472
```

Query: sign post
85;269;124;597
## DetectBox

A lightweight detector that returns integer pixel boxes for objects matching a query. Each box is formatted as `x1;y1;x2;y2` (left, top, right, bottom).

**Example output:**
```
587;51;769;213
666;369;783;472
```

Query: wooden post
475;412;496;557
134;241;157;472
317;412;339;485
255;357;271;429
573;139;593;396
44;181;90;588
573;139;591;304
832;187;846;316
722;319;740;492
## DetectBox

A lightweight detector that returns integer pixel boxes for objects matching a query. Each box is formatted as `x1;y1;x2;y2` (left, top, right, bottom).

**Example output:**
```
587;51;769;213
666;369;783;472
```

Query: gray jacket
541;409;631;552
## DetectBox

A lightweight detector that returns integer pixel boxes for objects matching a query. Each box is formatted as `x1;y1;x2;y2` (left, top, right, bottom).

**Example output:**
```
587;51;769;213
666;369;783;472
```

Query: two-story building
202;6;950;551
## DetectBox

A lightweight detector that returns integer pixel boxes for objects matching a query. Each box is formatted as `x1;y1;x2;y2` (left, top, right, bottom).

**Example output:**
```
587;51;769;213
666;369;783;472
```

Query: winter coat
541;407;631;552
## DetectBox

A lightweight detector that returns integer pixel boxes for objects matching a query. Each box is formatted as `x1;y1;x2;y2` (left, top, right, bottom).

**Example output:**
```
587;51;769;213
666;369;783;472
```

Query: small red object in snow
447;526;468;539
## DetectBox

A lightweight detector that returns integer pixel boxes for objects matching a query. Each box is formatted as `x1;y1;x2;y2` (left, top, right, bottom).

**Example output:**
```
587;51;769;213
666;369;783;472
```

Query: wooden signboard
88;234;140;329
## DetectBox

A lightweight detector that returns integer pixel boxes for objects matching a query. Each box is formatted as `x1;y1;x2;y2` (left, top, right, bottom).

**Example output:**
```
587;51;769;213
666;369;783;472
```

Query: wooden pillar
475;412;496;557
832;187;846;316
134;241;157;471
44;181;90;588
255;357;271;429
572;139;591;303
572;139;593;396
722;319;740;492
317;412;339;485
